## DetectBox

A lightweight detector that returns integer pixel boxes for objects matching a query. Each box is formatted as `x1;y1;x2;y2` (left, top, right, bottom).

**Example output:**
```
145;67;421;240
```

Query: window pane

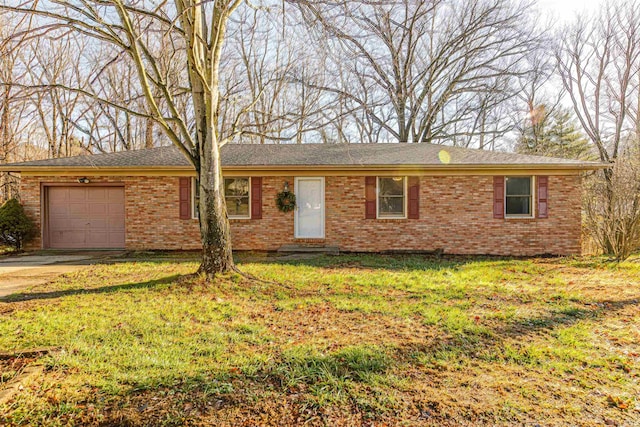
379;177;404;196
193;178;200;218
506;177;531;196
227;197;249;217
379;196;404;216
506;196;530;215
224;178;249;217
225;178;249;197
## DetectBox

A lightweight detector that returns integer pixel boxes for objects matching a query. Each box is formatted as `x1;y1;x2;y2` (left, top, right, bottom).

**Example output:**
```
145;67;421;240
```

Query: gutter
0;161;610;174
0;163;609;179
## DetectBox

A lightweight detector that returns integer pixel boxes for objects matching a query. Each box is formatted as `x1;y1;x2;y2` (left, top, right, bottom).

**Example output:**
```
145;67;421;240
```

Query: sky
536;0;605;23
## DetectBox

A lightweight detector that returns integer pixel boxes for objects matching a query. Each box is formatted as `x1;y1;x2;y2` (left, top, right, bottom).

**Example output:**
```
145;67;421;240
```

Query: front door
295;177;325;239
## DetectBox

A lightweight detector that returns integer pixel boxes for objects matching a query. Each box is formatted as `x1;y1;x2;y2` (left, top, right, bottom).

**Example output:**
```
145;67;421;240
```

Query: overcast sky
536;0;604;22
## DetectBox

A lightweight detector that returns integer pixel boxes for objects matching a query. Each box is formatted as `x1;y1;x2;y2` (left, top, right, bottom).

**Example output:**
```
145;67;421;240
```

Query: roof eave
0;162;608;175
0;166;193;175
223;163;608;171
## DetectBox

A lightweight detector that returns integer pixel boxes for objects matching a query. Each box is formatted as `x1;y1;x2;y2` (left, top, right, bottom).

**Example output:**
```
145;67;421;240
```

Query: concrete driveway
0;252;122;298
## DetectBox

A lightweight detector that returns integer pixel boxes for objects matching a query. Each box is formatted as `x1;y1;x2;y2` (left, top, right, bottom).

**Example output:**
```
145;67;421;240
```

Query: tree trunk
145;118;154;149
196;129;235;277
602;167;616;254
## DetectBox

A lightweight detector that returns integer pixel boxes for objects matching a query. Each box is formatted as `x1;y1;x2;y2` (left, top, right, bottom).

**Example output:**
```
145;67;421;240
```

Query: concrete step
277;245;340;254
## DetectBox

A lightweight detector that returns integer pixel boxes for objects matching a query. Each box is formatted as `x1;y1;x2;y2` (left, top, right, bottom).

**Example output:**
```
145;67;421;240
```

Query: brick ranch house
0;143;605;255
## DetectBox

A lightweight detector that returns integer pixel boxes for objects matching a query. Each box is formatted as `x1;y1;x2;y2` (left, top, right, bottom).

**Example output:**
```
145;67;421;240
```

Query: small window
378;177;406;218
192;178;199;219
505;176;533;217
192;177;251;219
225;177;250;219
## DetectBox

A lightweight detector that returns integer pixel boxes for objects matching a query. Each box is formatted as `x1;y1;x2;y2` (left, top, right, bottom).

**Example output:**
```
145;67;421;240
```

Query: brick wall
20;173;583;255
20;176;200;251
324;175;582;255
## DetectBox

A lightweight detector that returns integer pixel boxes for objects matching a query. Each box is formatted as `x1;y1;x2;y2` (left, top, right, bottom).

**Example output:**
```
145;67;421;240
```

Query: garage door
47;186;125;249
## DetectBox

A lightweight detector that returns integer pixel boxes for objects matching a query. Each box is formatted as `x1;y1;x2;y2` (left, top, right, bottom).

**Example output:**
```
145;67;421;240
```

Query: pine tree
0;198;35;250
516;106;593;160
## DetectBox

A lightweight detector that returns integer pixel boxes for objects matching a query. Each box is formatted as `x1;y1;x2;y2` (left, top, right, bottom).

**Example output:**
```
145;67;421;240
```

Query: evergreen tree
516;106;593;160
0;198;35;250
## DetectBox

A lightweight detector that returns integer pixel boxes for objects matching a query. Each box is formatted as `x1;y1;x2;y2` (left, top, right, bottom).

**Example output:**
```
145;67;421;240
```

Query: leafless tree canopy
294;0;541;146
557;1;640;258
556;1;640;163
1;0;545;153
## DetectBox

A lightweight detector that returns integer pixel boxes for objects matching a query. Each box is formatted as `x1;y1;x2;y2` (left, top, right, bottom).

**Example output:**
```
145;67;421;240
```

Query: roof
0;143;606;172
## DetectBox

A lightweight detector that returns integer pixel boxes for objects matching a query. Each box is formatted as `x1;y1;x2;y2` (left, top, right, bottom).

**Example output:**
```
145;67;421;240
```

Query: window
378;177;406;218
225;177;250;218
192;177;251;219
505;176;533;217
191;178;199;219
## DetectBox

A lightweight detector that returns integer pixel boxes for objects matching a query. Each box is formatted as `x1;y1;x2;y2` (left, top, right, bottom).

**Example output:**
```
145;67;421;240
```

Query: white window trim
377;176;407;219
192;177;198;220
504;176;535;219
226;177;251;220
192;177;252;220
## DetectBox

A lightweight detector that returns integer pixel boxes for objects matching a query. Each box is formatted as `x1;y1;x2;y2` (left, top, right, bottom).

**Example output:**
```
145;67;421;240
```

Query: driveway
0;252;123;298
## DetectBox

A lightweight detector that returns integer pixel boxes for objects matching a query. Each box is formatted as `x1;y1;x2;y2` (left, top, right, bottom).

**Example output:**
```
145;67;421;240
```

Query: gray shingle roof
3;146;190;168
0;143;605;170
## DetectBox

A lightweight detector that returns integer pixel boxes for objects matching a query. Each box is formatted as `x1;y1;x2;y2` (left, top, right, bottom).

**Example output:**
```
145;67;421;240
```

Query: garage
46;185;125;249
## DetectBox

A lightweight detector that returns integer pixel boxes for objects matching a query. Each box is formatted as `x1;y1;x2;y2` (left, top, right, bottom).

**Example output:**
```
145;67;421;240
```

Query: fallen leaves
607;395;631;411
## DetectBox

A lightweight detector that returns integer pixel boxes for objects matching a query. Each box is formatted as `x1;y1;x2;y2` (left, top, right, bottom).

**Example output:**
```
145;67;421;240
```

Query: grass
0;253;639;426
0;245;16;256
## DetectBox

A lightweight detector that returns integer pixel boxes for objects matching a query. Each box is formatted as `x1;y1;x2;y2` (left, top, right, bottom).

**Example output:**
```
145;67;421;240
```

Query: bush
583;153;640;261
0;198;35;250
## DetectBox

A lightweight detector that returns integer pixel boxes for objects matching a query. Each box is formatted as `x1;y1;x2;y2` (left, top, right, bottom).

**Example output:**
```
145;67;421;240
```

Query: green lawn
0;253;639;426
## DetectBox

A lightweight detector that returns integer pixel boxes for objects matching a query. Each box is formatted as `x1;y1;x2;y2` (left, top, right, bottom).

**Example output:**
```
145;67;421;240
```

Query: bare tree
556;2;640;164
583;145;640;260
296;0;540;145
557;1;640;257
225;6;295;143
221;7;338;144
2;0;269;276
0;12;36;201
27;35;92;158
85;58;170;152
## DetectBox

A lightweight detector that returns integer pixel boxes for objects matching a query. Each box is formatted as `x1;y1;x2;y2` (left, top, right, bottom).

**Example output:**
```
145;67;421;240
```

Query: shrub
583;153;640;261
0;198;35;250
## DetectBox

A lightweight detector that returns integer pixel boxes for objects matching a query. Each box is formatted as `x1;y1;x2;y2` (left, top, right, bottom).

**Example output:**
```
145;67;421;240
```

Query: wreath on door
276;191;296;213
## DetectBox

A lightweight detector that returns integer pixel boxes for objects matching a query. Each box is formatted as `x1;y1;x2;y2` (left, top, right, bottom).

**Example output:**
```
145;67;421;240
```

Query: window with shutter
505;176;533;218
224;177;250;219
378;177;406;218
377;177;408;219
191;177;259;220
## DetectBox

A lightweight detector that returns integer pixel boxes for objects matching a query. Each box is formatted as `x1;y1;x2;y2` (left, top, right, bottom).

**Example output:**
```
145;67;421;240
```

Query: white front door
295;177;325;239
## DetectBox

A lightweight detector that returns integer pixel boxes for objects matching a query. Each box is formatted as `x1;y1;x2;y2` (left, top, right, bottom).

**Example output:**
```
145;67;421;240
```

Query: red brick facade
20;173;583;255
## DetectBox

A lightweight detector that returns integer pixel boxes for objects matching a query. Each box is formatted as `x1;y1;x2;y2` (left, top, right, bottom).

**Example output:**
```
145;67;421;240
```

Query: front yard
0;253;638;426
